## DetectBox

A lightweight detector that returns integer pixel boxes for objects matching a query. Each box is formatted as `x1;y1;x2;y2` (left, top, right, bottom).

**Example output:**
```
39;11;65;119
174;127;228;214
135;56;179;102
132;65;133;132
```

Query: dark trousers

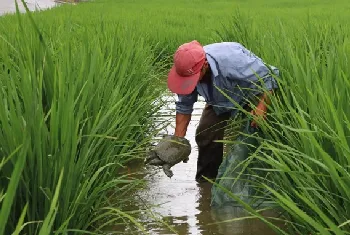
195;105;231;182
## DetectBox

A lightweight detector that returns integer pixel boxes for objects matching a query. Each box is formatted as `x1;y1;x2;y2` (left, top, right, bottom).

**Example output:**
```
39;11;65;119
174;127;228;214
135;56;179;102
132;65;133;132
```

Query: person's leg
195;105;230;182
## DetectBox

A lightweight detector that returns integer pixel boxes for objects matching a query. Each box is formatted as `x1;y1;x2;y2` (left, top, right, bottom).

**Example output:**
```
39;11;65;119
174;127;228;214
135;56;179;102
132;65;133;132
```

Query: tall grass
216;11;350;234
0;1;166;233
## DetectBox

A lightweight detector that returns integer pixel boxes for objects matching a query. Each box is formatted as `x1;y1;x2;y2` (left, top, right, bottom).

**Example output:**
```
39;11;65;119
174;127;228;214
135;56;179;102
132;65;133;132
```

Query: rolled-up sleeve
175;90;198;114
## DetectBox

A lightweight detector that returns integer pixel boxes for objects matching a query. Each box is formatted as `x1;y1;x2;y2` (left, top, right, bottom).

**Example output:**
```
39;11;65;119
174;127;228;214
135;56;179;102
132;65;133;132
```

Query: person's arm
174;113;191;137
174;90;198;137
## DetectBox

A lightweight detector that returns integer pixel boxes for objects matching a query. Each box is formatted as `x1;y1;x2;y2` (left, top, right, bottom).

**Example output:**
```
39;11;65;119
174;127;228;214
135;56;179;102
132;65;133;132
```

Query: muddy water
0;0;58;16
122;94;286;235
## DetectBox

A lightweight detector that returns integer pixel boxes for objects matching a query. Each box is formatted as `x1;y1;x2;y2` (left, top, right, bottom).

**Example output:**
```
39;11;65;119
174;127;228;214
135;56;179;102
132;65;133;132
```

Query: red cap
167;40;206;95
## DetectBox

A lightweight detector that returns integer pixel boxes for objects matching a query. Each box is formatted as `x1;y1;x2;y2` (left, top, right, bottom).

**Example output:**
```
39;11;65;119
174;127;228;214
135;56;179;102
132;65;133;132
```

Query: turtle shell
154;135;191;165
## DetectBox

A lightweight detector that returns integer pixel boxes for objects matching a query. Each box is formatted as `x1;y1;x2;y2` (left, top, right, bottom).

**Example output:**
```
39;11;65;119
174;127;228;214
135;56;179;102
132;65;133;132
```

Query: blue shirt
175;42;280;117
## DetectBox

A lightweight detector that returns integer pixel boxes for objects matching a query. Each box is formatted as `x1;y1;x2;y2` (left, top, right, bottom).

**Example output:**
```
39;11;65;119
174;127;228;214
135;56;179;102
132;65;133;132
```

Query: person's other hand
250;103;267;128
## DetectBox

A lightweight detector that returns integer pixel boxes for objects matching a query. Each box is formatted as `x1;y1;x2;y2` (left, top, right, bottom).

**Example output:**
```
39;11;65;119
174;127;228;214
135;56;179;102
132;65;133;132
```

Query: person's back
199;42;279;116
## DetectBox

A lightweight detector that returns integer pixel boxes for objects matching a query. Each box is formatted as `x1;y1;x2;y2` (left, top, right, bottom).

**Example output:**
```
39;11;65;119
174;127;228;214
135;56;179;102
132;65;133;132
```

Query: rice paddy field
0;0;349;234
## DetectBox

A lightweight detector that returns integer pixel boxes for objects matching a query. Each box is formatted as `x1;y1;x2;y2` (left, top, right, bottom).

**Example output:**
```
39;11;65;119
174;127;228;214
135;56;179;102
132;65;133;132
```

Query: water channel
117;94;285;235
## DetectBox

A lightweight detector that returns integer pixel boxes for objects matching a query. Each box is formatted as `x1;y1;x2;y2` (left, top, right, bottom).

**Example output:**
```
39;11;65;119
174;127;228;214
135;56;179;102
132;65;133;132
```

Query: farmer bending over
167;40;279;183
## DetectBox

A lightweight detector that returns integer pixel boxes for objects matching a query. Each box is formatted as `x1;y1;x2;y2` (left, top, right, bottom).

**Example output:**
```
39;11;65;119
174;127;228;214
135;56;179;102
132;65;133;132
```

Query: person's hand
250;103;267;128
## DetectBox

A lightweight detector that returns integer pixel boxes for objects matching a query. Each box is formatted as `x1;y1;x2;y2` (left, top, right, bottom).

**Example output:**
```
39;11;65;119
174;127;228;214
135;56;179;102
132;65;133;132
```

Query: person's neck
200;68;212;84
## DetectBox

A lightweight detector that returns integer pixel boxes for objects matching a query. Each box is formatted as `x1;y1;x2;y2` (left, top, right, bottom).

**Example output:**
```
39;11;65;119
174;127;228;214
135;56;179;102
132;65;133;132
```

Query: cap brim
167;66;201;95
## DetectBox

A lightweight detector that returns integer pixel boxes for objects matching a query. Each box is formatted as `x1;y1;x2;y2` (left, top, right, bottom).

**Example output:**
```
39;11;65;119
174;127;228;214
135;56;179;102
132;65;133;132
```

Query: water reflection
195;182;224;235
211;206;284;235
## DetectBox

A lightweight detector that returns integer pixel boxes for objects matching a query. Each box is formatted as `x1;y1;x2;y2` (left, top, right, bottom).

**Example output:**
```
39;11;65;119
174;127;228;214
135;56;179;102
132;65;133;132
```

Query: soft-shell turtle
145;135;191;178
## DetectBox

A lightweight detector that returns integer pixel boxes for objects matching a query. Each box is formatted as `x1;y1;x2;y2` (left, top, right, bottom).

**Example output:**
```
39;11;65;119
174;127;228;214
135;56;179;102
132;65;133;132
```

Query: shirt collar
204;49;219;78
